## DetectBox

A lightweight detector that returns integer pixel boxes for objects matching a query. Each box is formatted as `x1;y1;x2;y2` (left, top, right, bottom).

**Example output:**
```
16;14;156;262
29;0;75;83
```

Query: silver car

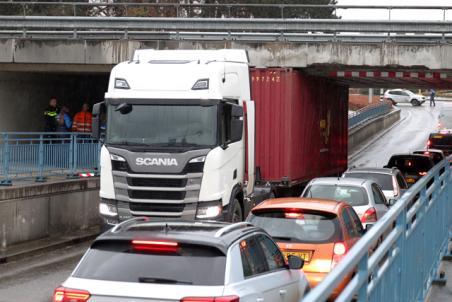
54;219;309;302
301;178;389;230
342;167;408;202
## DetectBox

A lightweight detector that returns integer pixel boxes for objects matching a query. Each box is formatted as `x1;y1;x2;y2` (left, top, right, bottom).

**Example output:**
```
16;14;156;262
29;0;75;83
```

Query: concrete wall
1;39;452;70
0;178;100;247
348;109;401;154
0;72;109;131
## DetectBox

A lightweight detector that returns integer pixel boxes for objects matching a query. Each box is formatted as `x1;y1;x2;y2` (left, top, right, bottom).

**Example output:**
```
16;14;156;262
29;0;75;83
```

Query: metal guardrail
0;132;100;185
2;16;452;43
302;158;452;302
348;101;393;129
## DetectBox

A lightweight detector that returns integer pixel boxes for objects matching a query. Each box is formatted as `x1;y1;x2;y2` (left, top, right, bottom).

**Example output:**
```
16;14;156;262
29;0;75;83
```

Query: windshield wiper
138;277;192;285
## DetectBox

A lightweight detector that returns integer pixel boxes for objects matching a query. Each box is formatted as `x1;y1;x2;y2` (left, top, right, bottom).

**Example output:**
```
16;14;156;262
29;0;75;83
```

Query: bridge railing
348;101;393;128
0;132;100;185
302;157;452;302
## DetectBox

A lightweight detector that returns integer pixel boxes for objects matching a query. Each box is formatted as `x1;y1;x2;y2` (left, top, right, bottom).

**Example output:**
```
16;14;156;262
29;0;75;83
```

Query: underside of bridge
0;71;108;131
2;39;452;131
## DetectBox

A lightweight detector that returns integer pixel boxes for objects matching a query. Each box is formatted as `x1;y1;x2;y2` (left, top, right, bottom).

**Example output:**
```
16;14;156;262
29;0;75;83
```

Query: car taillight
53;287;90;302
132;240;178;252
427;139;432;147
419;172;427;176
331;242;347;269
361;207;377;223
181;296;240;302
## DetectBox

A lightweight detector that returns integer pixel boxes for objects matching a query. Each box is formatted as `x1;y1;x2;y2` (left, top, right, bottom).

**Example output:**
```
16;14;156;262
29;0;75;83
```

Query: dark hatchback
385;154;435;187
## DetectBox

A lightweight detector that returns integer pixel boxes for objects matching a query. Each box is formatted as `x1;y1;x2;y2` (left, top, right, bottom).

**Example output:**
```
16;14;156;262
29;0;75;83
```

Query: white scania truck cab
92;49;260;224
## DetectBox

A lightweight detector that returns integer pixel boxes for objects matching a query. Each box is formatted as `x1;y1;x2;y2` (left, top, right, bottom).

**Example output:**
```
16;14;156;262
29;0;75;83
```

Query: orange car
247;198;364;300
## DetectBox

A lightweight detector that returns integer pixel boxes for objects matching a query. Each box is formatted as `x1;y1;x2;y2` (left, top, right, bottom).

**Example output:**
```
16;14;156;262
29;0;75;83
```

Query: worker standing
43;97;60;132
72;103;93;133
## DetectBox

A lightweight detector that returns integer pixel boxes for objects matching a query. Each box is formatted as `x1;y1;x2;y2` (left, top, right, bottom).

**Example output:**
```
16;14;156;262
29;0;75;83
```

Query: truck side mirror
230;106;243;143
92;101;106;140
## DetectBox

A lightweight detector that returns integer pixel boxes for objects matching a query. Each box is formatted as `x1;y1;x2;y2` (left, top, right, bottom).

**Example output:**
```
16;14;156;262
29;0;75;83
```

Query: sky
337;0;452;20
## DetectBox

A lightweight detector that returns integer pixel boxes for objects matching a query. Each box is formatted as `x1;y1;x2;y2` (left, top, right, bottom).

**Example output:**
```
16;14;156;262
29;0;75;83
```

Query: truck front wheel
227;197;243;222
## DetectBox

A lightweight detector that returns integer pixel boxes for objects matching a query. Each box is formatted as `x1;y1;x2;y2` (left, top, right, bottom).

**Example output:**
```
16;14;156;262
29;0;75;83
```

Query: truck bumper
100;198;228;225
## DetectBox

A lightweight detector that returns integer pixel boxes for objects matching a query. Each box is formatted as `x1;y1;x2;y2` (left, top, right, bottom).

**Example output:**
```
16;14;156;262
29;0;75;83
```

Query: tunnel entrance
0;71;109;132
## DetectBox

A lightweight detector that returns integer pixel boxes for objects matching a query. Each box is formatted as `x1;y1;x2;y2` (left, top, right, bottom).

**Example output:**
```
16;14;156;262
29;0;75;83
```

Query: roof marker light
192;79;209;90
114;78;130;89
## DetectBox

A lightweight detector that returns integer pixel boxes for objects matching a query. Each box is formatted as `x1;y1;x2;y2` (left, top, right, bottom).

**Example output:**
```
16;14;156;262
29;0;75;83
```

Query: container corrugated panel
251;68;348;185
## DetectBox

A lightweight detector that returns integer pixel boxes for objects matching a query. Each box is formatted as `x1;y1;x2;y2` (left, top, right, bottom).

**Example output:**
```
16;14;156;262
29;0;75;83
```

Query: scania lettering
136;158;178;166
92;49;348;224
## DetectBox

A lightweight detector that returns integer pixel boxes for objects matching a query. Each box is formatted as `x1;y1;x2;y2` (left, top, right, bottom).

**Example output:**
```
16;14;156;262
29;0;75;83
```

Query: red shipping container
251;68;348;186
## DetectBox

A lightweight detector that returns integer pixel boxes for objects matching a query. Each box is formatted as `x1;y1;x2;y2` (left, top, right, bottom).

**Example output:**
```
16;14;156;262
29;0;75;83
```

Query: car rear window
73;241;226;285
248;210;342;244
344;172;393;190
303;184;368;206
387;156;433;174
429;134;452;147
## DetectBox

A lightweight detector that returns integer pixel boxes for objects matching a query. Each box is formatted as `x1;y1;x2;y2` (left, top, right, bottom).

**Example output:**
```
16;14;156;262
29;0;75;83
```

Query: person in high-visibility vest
43;97;60;132
72;103;93;133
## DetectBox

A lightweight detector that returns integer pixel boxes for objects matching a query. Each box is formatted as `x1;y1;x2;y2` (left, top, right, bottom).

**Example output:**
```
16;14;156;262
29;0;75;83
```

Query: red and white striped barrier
330;71;447;79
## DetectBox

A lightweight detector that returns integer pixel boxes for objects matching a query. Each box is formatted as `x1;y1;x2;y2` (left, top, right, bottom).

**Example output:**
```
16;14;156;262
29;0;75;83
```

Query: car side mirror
364;224;374;233
288;255;304;270
388;198;397;207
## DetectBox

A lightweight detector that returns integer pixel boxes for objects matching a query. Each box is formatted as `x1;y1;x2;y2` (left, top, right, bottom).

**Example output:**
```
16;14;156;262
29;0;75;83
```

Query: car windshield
73;241;226;285
387;156;433;174
107;102;218;149
344;172;393;191
248;210;341;244
303;184;368;206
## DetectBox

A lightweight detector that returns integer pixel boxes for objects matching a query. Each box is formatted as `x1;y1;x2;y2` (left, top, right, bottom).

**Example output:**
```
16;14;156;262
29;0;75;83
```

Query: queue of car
54;146;442;302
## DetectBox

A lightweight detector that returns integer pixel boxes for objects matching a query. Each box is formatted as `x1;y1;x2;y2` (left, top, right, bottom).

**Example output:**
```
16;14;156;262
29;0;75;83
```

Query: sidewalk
0;226;99;264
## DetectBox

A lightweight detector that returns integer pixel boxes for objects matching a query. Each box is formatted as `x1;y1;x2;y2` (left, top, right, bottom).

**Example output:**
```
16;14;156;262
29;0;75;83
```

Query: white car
383;89;426;106
301;178;389;230
54;219;309;302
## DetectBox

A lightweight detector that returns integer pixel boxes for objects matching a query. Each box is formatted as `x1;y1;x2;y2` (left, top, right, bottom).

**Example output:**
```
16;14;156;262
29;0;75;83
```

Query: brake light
419;172;427;176
285;212;304;219
132;240;178;252
53;287;90;302
331;242;347;269
181;296;240;302
427;139;431;147
361;207;377;223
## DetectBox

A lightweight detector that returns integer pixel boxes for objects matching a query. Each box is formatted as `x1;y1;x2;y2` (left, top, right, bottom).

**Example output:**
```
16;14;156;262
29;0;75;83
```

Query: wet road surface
0;102;449;302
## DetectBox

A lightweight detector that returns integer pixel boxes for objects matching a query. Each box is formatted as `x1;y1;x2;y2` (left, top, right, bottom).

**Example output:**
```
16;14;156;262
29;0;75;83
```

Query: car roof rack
214;222;254;238
111;217;149;233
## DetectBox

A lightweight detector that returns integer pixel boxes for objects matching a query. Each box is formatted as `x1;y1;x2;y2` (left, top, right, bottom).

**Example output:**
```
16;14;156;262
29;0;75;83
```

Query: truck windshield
107;103;218;149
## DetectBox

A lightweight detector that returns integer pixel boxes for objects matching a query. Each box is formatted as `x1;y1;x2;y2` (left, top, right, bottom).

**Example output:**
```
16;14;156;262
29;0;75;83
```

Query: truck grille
128;190;186;200
128;178;187;188
130;202;185;213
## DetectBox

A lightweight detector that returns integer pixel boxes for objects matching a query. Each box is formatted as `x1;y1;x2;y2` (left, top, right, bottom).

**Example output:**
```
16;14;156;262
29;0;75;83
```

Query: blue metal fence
0;132;100;185
348;101;393;128
302;158;452;302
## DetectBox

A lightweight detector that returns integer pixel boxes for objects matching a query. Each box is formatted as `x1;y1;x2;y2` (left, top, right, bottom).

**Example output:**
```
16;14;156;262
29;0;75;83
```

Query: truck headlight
99;202;118;217
196;200;222;219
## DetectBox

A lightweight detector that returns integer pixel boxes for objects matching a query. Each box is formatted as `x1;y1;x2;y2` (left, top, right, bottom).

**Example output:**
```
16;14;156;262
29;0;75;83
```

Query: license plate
406;178;415;183
283;251;313;262
433;135;443;138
